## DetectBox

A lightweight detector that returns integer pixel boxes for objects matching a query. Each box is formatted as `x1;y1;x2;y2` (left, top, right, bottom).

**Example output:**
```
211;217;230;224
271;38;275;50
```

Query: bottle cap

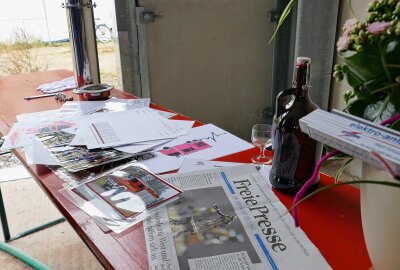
293;57;311;88
296;57;311;65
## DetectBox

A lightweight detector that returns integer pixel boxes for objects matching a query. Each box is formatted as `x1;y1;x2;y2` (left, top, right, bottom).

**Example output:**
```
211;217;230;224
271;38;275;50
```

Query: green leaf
344;46;385;82
322;156;352;167
389;119;400;132
364;77;389;93
342;65;364;88
335;158;354;182
386;40;400;55
347;98;370;117
268;0;296;44
385;39;400;79
363;99;397;123
390;87;400;110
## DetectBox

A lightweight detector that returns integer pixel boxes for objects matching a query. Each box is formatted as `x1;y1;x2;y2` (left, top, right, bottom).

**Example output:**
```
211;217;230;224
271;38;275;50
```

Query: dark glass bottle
269;57;320;194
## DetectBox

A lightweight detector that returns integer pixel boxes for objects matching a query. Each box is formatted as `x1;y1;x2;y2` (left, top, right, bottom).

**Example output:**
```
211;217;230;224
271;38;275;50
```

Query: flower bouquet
333;0;400;127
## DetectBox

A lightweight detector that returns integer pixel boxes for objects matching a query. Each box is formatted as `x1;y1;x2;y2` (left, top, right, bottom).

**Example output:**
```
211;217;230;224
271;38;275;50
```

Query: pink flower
337;31;351;51
343;18;357;32
336;19;357;52
367;21;391;35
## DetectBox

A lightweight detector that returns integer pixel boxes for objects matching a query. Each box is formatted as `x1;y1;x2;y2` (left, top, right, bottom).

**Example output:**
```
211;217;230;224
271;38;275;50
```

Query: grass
0;28;118;88
0;28;48;75
100;71;119;88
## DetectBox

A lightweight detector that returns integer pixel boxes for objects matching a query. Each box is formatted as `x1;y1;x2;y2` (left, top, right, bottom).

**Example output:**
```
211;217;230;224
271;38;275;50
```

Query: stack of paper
30;104;253;175
300;109;400;175
33;131;134;172
2;97;254;181
31;107;193;173
0;98;155;151
76;107;188;149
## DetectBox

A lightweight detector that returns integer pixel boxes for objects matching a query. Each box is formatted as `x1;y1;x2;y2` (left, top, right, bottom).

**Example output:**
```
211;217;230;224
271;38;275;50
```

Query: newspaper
144;165;331;270
178;159;272;189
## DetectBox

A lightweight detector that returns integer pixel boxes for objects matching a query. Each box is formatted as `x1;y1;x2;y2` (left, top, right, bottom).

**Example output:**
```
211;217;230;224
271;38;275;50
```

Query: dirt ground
0;42;119;87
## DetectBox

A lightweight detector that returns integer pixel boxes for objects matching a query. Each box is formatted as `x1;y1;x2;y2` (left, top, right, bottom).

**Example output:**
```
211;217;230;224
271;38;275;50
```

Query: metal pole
0;186;11;242
42;0;52;44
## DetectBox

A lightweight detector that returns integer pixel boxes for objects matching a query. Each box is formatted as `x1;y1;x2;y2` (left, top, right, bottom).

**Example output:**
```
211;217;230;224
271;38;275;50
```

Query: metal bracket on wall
268;10;281;22
141;10;160;23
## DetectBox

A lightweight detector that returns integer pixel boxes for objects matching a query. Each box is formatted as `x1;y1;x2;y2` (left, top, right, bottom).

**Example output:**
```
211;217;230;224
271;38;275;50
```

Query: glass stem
260;146;265;158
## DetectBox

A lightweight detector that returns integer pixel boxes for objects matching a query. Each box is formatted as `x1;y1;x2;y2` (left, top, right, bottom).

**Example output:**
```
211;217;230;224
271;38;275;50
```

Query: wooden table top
0;70;372;269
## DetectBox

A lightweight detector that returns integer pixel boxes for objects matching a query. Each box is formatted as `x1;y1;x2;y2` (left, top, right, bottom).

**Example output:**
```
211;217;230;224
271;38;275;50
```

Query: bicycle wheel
96;24;112;43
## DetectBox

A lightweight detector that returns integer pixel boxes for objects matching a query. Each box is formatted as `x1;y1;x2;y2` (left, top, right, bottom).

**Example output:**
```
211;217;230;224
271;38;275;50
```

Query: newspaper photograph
144;164;331;270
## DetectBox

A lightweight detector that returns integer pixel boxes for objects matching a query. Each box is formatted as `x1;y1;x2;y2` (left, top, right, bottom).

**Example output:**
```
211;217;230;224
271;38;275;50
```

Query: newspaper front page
144;164;331;270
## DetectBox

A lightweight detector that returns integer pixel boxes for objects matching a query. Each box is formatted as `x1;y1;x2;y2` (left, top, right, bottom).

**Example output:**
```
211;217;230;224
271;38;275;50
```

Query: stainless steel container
64;0;100;87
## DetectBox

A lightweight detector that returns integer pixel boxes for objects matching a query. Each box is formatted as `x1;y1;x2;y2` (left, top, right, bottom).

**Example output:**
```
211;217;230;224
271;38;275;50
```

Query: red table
0;70;372;269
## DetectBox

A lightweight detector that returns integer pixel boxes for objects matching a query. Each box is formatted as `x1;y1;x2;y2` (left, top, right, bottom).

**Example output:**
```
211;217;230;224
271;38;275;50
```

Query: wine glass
251;124;272;164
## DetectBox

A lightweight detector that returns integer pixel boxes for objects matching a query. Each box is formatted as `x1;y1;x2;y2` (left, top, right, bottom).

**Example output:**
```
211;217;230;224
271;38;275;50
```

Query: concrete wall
329;0;369;111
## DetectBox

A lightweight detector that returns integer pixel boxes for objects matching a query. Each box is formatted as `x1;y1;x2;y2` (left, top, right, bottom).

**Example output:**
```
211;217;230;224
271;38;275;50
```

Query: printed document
78;108;187;149
144;165;331;270
1;112;77;151
136;124;253;174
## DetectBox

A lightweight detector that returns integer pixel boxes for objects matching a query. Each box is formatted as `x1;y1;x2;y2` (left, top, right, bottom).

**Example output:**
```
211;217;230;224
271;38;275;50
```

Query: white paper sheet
115;139;172;154
151;108;177;119
178;159;244;173
167;119;195;131
69;132;86;146
104;98;150;112
68;113;192;148
59;100;106;115
78;108;188;149
138;124;253;174
31;137;60;166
